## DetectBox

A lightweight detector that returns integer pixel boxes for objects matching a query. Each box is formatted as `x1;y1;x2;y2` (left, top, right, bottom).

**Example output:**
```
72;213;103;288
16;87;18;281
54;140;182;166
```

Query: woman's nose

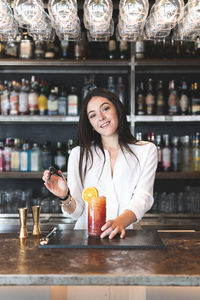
98;112;105;121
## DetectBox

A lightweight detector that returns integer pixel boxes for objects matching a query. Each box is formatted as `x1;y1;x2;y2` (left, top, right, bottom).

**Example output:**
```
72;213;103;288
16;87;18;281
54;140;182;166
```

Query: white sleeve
61;147;86;220
127;143;158;222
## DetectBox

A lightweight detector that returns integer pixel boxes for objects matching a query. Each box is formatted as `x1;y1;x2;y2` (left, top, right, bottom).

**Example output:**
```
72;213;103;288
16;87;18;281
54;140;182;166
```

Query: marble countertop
0;230;200;286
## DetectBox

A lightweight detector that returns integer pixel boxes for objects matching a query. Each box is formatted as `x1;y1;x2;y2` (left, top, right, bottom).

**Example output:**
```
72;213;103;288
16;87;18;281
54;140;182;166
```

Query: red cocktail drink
88;196;106;237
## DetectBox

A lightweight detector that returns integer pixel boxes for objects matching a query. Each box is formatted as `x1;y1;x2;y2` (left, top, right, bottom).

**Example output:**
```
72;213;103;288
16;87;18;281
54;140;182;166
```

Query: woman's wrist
59;188;70;201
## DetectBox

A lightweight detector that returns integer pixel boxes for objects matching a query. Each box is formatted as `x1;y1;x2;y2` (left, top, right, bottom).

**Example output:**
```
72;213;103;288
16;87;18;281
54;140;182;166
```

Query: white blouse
62;141;158;230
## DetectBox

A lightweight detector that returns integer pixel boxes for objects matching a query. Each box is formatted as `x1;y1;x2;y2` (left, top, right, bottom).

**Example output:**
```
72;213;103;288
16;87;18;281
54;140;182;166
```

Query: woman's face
87;96;119;138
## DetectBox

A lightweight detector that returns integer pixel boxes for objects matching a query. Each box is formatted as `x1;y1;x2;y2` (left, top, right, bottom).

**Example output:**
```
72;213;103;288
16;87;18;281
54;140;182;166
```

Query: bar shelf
133;115;200;122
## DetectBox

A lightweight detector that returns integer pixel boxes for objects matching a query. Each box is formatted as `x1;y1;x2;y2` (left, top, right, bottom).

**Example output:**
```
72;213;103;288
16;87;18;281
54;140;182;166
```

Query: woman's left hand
100;209;137;239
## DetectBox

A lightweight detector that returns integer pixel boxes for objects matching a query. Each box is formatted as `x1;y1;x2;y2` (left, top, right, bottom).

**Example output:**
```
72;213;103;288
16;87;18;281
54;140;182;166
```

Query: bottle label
145;93;155;115
68;95;78;115
31;152;40;171
11;151;20;170
20;41;32;59
38;94;47;112
3;148;11;171
136;41;144;58
191;97;200;114
10;93;19;115
179;94;189;112
162;148;171;169
19;92;28;113
168;92;178;114
1;92;10;115
108;40;117;51
47;99;58;114
28;92;38;112
20;152;28;171
55;155;66;170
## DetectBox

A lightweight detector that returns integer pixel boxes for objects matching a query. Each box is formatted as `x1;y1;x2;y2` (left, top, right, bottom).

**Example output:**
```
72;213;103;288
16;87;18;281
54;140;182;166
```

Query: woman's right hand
42;170;69;199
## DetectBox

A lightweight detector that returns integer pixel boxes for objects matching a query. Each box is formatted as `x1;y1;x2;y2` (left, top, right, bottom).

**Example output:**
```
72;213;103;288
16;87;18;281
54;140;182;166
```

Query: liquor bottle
135;37;145;59
145;78;155;115
28;76;39;115
54;141;67;172
191;132;200;171
107;76;115;94
171;136;180;172
19;32;33;59
168;80;179;115
19;78;29;115
45;42;56;59
135;132;143;141
20;143;31;172
58;87;67;115
11;138;21;171
1;80;10;115
162;134;171;171
155;134;163;171
47;86;59;116
156;80;166;115
30;143;41;172
41;141;52;170
191;82;200;115
67;86;79;116
116;77;125;104
0;42;4;58
179;80;190;115
119;41;129;59
4;40;18;58
60;40;69;59
0;141;4;172
67;138;74;166
34;41;45;59
38;80;48;115
9;81;19;115
180;135;192;172
3;138;14;171
136;82;145;115
108;38;118;59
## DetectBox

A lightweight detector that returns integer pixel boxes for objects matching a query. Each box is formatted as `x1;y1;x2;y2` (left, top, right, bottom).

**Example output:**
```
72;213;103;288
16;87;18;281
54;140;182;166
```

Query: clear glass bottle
31;143;41;172
19;32;33;59
180;135;192;172
145;78;155;115
179;79;190;115
28;76;39;115
11;138;21;171
192;132;200;171
116;77;125;105
9;81;19;115
19;78;29;115
20;143;31;172
162;134;171;171
168;80;179;115
155;134;163;171
3;138;14;171
41;141;52;170
47;86;59;116
107;76;115;94
0;141;4;172
58;87;67;116
171;136;180;172
67;86;79;116
1;80;10;115
61;40;69;59
54;141;67;172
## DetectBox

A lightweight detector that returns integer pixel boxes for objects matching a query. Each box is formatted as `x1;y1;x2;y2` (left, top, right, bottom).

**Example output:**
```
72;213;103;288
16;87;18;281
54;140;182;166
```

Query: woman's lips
100;121;110;128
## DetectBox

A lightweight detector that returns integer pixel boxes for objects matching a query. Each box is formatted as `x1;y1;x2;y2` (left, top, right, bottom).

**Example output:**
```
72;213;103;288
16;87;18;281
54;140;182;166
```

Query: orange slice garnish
82;186;99;203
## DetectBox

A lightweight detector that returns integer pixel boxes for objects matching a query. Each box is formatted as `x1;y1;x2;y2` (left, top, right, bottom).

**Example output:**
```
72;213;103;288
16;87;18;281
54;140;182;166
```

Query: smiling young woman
42;88;158;239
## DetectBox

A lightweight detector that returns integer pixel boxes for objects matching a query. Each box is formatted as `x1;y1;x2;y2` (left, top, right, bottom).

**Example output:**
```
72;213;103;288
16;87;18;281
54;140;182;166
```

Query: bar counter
0;231;200;287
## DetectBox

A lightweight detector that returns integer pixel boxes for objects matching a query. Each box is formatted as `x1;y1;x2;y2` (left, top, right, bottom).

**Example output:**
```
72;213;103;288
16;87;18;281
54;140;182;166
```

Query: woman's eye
103;106;110;112
89;113;96;119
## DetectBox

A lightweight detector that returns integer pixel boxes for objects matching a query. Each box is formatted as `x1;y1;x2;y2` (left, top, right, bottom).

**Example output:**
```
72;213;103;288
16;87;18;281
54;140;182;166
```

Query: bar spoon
39;226;58;245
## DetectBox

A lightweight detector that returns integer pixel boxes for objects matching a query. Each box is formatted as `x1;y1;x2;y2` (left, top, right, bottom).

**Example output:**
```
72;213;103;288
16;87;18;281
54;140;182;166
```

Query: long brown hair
76;88;137;185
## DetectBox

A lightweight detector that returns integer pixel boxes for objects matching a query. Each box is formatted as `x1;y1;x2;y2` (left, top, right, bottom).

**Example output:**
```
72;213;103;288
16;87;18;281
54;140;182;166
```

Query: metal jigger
18;207;28;239
31;206;41;236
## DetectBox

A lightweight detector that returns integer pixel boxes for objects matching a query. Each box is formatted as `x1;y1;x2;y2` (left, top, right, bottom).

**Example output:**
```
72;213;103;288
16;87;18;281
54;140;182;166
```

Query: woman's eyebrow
87;102;110;115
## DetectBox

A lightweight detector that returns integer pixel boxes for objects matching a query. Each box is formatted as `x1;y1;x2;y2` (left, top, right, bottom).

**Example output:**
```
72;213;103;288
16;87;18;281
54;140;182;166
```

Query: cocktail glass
88;196;106;237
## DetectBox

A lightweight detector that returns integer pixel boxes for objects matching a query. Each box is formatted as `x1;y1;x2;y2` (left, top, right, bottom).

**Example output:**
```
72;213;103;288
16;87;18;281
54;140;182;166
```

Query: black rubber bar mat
38;230;166;249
